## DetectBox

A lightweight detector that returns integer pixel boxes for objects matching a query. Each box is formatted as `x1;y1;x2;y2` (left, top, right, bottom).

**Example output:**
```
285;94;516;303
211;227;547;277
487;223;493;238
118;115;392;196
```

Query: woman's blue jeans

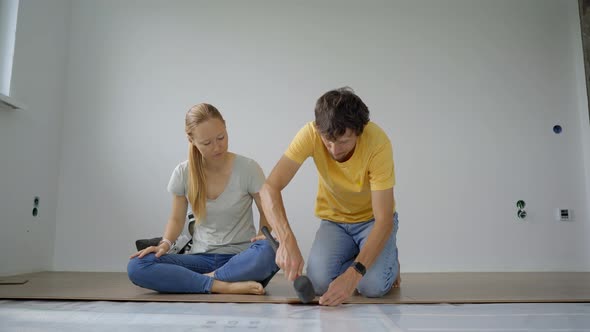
127;239;279;293
306;213;399;298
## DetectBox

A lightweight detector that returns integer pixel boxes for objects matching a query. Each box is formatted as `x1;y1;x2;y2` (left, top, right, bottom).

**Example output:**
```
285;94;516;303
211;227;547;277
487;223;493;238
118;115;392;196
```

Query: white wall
51;0;590;272
0;0;71;275
574;2;590;271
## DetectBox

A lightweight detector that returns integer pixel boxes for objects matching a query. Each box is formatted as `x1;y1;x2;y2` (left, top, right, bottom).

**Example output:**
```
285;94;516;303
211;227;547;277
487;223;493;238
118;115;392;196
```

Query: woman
127;103;278;294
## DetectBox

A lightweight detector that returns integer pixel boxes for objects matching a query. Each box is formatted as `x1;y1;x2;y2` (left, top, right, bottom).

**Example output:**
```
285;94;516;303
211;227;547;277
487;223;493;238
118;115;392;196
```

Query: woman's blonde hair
185;103;225;221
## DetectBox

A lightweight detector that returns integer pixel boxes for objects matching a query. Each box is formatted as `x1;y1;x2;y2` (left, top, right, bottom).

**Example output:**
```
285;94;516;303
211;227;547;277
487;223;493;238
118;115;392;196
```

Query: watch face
354;262;366;276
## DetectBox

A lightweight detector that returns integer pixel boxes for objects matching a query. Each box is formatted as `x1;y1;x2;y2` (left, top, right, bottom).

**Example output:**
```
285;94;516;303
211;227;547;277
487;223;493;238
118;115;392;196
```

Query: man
260;87;400;306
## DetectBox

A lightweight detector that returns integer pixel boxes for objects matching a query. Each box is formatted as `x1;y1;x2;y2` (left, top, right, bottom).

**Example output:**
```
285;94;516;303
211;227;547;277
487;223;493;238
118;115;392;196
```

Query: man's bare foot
211;280;265;295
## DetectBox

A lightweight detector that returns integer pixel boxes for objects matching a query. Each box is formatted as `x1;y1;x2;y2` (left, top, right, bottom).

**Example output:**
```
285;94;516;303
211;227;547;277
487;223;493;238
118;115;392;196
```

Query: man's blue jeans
306;213;399;298
127;239;279;293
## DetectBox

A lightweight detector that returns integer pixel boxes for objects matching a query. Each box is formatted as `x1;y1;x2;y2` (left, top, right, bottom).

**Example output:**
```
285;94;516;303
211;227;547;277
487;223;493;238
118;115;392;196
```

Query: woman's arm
162;194;190;243
131;195;189;258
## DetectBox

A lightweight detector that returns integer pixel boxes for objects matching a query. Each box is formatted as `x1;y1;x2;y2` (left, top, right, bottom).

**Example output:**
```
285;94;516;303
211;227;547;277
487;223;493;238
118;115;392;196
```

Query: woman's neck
204;152;233;172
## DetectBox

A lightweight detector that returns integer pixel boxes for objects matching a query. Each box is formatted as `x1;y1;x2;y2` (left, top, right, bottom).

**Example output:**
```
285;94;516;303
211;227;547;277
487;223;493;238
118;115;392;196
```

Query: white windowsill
0;93;25;111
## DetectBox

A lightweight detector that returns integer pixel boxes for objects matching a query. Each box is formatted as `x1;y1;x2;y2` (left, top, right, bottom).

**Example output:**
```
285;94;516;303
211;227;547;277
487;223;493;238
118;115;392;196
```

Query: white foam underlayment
0;300;589;331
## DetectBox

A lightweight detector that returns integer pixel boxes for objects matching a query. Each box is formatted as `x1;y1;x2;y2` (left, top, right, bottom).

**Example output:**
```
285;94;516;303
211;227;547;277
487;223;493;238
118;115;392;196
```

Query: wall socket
32;196;39;217
555;208;572;221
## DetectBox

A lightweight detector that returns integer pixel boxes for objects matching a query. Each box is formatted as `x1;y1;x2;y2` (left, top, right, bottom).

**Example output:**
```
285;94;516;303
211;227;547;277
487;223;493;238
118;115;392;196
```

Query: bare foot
204;271;214;277
393;259;401;288
211;280;265;295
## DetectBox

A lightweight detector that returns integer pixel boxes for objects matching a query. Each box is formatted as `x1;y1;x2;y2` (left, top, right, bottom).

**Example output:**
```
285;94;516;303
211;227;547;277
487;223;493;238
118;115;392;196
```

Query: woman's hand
129;242;170;259
250;233;267;242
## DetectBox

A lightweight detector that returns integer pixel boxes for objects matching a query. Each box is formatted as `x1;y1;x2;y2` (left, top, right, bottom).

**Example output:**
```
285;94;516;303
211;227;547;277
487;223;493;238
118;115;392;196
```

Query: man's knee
356;269;395;298
357;282;392;298
306;260;333;295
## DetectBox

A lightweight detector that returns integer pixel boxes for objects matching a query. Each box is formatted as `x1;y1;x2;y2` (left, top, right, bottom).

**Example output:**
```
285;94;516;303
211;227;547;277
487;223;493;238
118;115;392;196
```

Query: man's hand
276;237;304;281
319;267;362;306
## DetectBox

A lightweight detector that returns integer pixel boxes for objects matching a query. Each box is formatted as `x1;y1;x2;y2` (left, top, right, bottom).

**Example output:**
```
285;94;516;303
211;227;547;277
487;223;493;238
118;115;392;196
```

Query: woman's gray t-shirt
167;154;265;254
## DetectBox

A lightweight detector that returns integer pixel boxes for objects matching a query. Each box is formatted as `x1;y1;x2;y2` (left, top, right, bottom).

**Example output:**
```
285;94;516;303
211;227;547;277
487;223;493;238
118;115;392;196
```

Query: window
0;0;22;110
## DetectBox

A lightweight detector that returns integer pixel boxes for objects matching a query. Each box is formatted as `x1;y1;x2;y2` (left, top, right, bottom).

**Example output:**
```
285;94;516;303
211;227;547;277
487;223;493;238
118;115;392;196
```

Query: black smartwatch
351;261;366;276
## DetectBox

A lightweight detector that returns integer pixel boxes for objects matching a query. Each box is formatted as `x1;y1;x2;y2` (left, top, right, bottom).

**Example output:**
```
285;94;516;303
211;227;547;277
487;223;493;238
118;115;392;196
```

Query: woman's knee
127;257;142;283
250;240;278;272
255;240;276;260
127;254;156;282
255;239;275;255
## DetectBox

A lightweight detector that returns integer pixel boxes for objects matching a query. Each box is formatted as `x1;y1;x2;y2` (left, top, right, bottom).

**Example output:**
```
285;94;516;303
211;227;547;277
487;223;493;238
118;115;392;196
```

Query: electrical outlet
32;196;39;217
555;208;573;221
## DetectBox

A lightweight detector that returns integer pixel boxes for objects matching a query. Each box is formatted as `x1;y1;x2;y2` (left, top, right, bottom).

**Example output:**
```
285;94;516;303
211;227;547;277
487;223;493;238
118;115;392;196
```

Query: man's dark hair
314;87;370;141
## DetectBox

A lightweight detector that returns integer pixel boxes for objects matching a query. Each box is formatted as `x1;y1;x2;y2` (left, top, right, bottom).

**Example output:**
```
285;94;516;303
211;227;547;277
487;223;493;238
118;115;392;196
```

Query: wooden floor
1;271;589;304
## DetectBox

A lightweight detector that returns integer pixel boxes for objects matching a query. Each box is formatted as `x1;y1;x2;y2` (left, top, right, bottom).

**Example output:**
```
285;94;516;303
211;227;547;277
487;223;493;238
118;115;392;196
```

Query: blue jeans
127;239;279;293
306;213;399;298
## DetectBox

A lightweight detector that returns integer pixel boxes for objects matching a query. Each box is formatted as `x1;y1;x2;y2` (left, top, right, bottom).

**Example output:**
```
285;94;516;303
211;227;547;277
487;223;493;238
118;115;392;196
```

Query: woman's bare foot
393;259;402;288
211;280;265;295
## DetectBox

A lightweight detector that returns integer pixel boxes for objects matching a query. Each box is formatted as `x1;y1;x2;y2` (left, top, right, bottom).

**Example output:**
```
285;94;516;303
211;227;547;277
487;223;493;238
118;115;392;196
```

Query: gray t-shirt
167;154;265;254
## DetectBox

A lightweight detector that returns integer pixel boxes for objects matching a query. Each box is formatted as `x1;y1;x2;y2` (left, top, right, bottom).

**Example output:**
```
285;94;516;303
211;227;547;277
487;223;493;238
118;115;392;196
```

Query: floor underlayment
0;300;589;331
1;271;590;304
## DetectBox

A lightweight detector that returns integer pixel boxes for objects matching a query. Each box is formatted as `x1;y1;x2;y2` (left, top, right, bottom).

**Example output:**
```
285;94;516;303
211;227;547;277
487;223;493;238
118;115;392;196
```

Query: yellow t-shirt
285;121;395;223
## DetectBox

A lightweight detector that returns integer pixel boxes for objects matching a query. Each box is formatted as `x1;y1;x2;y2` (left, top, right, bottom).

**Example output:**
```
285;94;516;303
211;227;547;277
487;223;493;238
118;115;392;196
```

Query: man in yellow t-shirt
260;87;400;306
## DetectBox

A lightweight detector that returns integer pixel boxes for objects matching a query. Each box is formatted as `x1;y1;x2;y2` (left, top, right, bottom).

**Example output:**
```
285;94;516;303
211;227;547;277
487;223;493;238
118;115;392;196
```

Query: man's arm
259;155;303;281
319;188;394;306
353;188;394;268
250;193;271;241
